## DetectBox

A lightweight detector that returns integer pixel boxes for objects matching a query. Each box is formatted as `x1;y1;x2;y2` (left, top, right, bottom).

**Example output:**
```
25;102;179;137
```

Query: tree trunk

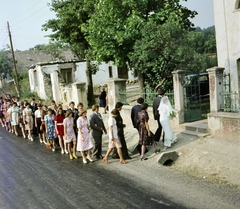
138;70;145;91
86;58;95;106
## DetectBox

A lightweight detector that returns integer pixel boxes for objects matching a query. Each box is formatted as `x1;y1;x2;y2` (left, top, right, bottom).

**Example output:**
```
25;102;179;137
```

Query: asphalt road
0;130;240;209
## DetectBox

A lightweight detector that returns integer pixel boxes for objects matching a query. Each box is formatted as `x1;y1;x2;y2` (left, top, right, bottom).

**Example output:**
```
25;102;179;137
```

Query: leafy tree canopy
0;48;12;78
129;19;217;90
42;0;93;59
29;42;70;61
84;0;197;67
42;0;96;104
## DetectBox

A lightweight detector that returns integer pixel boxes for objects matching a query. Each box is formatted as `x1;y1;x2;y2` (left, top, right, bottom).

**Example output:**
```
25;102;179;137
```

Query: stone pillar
51;71;62;103
72;82;87;109
207;67;224;113
107;79;127;112
172;70;185;125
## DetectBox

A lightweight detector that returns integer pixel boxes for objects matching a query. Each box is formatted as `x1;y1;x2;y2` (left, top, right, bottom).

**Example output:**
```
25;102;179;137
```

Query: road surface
0;130;239;209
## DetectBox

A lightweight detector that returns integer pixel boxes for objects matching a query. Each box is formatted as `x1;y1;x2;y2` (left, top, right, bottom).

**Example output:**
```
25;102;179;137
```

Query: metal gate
184;73;209;122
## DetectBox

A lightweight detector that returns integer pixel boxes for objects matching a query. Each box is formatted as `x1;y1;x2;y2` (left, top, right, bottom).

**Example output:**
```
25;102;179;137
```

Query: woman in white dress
158;96;177;148
63;110;77;160
23;103;34;141
76;110;93;164
9;102;19;136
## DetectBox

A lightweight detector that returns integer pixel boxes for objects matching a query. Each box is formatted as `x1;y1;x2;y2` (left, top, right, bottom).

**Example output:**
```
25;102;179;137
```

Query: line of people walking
0;89;177;164
0;95;129;164
131;90;177;160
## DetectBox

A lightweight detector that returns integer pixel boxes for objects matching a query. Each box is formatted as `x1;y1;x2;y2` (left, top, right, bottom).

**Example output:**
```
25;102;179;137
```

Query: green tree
201;26;216;54
42;0;95;105
129;18;187;90
29;42;69;61
0;48;12;78
84;0;196;89
129;20;217;90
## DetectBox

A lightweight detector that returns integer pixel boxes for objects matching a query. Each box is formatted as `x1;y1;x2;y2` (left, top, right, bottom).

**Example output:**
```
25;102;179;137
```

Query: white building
206;0;240;140
28;60;134;106
213;0;240;92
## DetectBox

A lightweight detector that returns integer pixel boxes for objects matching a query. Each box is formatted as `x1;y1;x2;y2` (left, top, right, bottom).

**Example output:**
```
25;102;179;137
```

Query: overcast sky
0;0;214;51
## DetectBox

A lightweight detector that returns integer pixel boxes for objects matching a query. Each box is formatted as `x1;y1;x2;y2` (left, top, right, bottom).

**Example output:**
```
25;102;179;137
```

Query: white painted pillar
172;70;185;125
107;79;127;112
207;67;224;113
71;82;87;108
51;71;61;103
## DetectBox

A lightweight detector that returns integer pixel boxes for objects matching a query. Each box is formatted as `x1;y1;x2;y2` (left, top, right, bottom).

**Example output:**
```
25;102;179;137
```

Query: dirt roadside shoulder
171;135;240;188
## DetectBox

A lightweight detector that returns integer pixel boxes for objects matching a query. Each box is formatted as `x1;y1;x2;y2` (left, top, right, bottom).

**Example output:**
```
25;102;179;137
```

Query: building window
33;70;38;87
61;68;73;83
109;66;113;78
235;0;240;9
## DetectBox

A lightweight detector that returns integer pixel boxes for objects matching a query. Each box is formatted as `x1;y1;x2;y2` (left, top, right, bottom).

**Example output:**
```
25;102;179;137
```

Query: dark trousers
155;119;164;142
32;115;37;136
112;134;130;159
92;135;102;158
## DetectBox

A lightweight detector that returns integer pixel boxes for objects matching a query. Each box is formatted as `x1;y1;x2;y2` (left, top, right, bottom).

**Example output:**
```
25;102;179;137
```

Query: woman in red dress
54;108;67;154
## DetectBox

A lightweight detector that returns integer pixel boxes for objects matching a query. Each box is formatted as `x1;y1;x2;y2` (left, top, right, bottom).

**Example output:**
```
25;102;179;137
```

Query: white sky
0;0;214;51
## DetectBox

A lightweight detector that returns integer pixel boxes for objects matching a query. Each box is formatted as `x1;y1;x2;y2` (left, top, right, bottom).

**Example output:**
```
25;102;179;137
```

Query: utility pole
7;21;20;97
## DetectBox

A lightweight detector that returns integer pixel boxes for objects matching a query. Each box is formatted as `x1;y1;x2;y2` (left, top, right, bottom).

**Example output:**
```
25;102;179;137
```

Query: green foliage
42;0;96;105
84;0;196;68
0;49;12;77
42;0;216;93
42;0;93;59
18;72;39;100
129;22;217;90
129;18;186;90
29;42;70;61
193;26;216;54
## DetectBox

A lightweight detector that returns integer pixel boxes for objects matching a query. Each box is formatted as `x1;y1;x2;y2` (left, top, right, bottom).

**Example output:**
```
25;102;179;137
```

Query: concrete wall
208;112;240;141
75;61;122;85
28;64;57;99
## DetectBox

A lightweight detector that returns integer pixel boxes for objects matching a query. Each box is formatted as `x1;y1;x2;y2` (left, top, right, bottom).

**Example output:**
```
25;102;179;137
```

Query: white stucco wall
75;62;87;83
36;65;47;99
75;61;120;85
28;68;35;91
213;0;240;91
92;62;118;84
51;71;62;102
29;61;136;100
41;64;59;74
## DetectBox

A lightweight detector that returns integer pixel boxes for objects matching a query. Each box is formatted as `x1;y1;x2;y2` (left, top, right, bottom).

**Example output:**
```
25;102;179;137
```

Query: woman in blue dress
44;109;56;151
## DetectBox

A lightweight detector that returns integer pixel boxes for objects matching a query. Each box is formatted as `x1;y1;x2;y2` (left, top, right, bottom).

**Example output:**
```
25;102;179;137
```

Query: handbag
46;142;52;149
146;132;155;145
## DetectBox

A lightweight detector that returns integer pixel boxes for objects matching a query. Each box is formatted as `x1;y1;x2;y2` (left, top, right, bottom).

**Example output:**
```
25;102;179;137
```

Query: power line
11;5;51;29
11;9;52;32
12;34;49;43
9;0;43;23
0;35;8;43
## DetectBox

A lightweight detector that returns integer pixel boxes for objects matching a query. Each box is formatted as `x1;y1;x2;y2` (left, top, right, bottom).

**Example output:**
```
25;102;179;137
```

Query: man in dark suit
90;104;107;159
131;97;144;130
131;97;145;154
68;101;79;136
112;102;131;159
30;98;38;136
152;89;165;142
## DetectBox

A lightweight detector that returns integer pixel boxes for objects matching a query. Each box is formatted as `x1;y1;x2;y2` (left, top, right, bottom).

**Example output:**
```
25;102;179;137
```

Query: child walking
102;109;127;164
44;109;56;151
